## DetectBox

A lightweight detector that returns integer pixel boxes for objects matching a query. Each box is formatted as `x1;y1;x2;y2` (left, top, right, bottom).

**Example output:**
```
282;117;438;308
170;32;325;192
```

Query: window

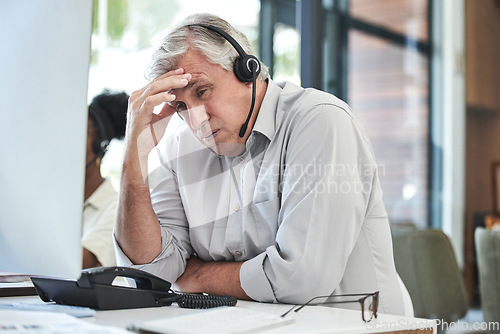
261;0;432;227
347;0;431;228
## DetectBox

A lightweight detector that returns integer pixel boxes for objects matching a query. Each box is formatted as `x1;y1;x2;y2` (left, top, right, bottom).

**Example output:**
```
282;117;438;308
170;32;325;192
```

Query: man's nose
188;105;209;129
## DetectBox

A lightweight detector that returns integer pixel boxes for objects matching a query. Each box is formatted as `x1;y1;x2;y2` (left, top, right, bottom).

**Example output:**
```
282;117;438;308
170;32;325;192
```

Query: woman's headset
87;107;110;168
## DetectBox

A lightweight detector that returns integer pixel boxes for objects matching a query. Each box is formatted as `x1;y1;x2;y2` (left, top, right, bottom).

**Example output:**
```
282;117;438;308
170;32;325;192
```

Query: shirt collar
251;79;281;141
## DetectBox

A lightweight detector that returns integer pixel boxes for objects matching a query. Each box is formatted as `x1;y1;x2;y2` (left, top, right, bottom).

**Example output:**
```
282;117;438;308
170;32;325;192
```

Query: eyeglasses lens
362;295;375;322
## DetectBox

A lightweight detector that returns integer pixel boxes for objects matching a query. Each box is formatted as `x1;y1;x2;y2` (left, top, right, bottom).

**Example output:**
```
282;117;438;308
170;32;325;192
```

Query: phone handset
79;266;173;291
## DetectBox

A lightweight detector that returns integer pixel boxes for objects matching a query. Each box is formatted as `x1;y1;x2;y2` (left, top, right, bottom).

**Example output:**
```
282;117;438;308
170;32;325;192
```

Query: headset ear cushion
233;55;261;82
92;139;109;156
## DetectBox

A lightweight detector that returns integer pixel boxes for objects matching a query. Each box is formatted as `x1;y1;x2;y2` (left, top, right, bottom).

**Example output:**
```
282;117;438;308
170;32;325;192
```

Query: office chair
392;229;468;322
475;227;500;323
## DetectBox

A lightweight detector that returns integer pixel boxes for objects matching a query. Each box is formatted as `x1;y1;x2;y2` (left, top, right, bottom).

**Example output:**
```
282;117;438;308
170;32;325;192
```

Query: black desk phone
31;266;237;310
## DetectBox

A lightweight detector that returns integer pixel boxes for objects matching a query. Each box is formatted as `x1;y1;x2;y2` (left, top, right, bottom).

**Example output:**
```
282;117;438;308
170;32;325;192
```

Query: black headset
88;107;110;160
187;24;261;137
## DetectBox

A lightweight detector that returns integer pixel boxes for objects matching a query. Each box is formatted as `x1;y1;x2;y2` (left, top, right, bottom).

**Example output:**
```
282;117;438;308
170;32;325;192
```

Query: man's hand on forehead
125;67;193;163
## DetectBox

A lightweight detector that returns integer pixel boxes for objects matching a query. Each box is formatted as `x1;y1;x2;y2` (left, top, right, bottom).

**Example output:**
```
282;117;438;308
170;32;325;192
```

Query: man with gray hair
115;13;408;316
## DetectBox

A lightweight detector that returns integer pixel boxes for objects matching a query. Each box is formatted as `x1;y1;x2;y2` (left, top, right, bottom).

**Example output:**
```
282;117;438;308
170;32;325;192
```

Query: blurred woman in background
83;90;128;268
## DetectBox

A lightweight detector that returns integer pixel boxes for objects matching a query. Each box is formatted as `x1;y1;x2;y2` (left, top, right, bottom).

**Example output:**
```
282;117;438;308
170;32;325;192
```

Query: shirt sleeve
240;104;377;303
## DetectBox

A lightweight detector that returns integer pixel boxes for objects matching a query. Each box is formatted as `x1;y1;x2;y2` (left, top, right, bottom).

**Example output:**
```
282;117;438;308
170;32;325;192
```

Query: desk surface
0;295;435;334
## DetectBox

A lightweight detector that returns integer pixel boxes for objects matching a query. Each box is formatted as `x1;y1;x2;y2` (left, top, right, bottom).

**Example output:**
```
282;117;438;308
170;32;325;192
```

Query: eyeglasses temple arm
280;305;297;318
280;296;319;317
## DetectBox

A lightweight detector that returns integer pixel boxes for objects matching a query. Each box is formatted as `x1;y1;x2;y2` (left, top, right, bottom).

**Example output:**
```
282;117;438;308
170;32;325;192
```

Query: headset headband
186;23;261;83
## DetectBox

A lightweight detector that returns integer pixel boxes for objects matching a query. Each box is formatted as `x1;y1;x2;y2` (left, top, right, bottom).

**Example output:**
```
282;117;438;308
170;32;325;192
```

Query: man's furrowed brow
172;76;209;96
185;78;200;90
171;78;200;95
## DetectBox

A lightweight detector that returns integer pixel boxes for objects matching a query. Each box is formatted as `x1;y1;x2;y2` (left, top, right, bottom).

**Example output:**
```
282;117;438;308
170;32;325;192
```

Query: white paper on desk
0;281;34;289
129;307;294;334
0;310;129;333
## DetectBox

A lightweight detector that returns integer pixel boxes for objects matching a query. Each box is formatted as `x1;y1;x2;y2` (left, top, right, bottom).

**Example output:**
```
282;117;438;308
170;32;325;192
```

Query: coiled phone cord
158;292;238;309
176;293;238;309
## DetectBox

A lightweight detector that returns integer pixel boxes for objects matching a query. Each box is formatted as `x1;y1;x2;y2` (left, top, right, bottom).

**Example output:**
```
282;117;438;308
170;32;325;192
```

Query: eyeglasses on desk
281;291;379;322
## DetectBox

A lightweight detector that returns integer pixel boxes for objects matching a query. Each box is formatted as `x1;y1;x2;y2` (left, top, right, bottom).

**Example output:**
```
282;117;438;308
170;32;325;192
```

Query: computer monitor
0;1;93;279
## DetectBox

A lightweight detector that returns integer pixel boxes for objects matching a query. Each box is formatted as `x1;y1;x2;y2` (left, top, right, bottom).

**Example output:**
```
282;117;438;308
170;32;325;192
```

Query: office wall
464;0;500;305
466;0;500;111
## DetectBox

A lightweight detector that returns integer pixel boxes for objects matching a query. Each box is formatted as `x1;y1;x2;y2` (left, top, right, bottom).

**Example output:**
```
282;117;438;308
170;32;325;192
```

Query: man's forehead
172;73;208;94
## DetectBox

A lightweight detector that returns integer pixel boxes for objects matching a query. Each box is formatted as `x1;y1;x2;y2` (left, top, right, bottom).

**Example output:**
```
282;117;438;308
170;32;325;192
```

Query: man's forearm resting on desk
174;257;251;300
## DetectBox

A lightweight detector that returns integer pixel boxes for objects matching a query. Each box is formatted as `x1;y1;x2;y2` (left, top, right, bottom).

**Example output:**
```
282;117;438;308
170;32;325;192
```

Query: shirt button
239;157;245;163
234;204;240;212
235;251;242;257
